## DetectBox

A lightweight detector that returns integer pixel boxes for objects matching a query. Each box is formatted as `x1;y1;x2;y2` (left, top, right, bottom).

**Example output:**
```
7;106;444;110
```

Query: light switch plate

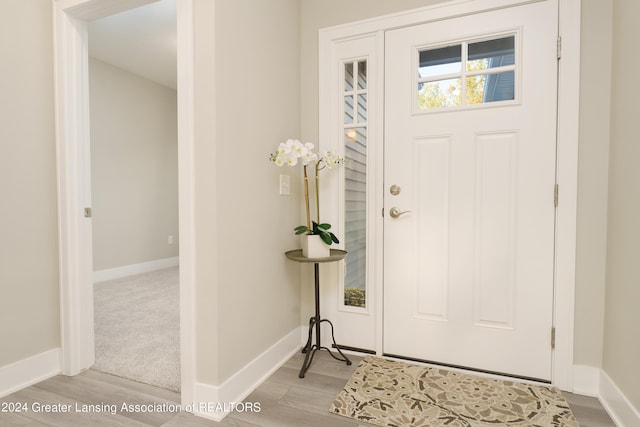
279;174;290;195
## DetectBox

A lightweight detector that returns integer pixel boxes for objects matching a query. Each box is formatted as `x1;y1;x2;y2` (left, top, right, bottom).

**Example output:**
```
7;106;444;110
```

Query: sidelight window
343;60;368;309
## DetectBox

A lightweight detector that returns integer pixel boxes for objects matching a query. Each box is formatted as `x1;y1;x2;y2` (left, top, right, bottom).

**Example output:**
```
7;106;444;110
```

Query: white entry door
383;0;558;381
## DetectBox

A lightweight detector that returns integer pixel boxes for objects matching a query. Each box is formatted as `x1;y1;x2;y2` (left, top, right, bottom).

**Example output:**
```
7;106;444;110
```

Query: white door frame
319;0;580;391
52;0;196;403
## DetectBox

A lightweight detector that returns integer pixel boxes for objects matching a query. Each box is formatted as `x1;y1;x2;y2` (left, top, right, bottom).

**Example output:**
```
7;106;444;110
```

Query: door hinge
554;184;559;208
551;327;556;349
557;36;562;60
84;207;92;218
382;207;385;217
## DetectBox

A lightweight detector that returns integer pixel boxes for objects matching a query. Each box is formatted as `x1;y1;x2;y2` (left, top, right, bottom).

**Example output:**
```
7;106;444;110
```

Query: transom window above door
416;33;517;111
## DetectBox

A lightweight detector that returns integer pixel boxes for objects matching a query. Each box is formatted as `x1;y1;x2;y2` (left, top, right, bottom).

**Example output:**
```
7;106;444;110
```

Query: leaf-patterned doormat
330;356;579;427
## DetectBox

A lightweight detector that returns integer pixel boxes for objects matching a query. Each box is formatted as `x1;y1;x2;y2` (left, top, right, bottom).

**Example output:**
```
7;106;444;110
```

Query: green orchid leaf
294;226;309;235
319;232;332;245
330;233;340;244
318;223;331;230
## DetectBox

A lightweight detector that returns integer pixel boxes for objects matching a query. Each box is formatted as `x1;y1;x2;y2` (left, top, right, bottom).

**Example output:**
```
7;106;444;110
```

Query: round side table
285;249;352;378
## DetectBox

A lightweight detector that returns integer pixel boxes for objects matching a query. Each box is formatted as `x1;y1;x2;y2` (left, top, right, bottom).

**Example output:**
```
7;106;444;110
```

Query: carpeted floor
331;356;579;427
93;267;180;392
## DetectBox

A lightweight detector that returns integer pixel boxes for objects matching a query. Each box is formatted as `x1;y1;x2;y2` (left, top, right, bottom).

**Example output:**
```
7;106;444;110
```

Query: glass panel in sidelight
357;94;367;123
344;95;354;124
344;127;367;308
344;62;354;91
357;61;367;90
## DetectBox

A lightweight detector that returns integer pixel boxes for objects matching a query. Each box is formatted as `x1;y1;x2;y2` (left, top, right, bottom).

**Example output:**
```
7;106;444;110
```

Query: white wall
0;0;60;367
603;0;640;411
89;58;179;272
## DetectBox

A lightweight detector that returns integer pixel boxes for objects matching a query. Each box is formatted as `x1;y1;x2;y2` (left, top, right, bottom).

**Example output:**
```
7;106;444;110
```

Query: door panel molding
414;136;450;323
473;132;518;330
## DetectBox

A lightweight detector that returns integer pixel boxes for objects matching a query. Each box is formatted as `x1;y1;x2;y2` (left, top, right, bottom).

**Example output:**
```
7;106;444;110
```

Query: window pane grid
417;35;516;110
344;61;368;126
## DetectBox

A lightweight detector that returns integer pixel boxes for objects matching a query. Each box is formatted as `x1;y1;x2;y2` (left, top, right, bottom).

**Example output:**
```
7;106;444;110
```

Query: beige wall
603;0;640;410
193;0;220;384
573;0;613;368
195;0;303;384
89;58;179;272
0;1;60;366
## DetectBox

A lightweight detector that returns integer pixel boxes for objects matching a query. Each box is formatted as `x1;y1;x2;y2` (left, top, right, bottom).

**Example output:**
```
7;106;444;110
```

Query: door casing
319;0;581;390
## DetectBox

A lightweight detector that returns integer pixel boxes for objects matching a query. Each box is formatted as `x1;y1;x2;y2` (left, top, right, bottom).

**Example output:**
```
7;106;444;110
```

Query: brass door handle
389;207;412;218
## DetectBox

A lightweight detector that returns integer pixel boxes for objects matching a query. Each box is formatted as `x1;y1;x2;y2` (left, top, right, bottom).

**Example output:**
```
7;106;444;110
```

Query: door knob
389;207;412;218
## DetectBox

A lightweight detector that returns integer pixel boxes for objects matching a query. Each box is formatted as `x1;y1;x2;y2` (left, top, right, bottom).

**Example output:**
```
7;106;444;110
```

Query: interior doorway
53;0;196;404
87;0;180;392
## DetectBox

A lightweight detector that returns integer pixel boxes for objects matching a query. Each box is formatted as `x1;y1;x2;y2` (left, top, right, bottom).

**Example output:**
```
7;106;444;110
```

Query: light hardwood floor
1;351;616;427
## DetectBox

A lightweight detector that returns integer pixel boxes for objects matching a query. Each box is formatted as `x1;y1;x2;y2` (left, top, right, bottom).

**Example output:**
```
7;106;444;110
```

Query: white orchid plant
270;139;345;245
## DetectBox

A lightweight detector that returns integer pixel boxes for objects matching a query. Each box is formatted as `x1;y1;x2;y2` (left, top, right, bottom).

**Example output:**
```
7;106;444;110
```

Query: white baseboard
599;370;640;427
572;364;600;397
93;256;179;282
192;326;304;422
0;349;61;398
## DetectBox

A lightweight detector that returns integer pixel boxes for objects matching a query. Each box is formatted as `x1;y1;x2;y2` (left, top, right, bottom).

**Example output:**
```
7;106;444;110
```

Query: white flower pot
301;235;330;258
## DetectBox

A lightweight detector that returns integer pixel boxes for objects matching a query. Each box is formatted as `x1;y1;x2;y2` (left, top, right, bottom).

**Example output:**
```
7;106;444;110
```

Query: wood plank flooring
1;351;616;426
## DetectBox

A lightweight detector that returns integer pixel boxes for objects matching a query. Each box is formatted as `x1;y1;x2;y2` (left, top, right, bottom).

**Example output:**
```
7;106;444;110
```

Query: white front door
383;0;558;381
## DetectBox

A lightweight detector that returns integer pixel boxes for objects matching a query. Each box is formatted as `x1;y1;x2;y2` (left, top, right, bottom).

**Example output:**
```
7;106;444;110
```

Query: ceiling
88;0;177;90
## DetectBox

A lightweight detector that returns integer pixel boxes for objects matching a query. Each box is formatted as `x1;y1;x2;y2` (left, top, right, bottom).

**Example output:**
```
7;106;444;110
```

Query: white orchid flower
276;142;291;156
318;150;345;170
269;139;346;243
301;151;319;166
291;140;308;158
286;154;298;166
273;154;285;166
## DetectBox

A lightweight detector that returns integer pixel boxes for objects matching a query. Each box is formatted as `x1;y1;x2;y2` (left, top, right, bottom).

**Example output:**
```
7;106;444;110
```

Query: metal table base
285;249;352;378
299;263;351;378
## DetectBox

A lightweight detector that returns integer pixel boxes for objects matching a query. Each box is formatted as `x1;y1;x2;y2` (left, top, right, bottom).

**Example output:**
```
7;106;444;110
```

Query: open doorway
53;0;196;403
87;0;180;392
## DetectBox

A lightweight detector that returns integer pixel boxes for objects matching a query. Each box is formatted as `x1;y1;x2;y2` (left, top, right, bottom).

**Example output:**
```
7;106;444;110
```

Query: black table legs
299;263;351;378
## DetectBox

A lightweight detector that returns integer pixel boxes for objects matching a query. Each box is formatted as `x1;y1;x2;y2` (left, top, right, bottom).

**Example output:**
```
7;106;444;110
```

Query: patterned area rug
330;356;579;427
